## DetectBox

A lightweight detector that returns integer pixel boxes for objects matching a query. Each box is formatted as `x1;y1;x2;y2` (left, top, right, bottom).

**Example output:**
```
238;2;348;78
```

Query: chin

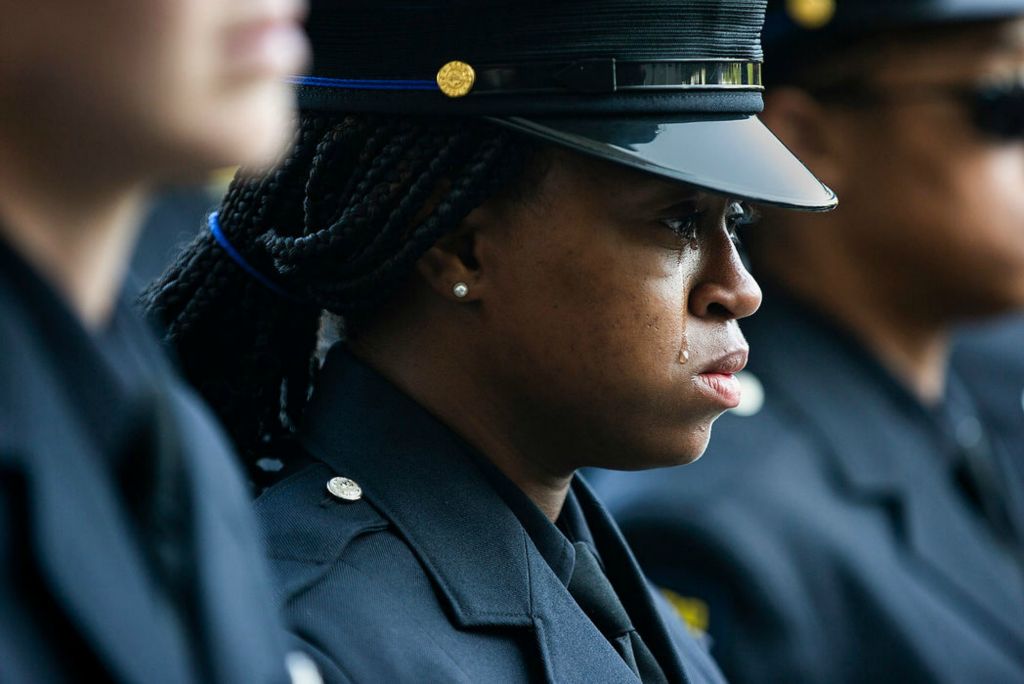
184;88;296;171
955;285;1024;322
607;429;714;472
231;90;297;167
670;421;717;465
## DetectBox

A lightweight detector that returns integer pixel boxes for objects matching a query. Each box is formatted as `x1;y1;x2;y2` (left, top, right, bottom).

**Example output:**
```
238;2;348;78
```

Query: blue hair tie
208;212;293;299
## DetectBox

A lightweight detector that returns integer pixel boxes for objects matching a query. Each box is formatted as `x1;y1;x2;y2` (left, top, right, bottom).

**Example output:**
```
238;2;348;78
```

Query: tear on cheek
678;285;690;365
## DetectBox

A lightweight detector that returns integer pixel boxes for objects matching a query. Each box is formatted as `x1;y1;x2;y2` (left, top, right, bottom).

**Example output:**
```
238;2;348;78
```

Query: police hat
293;0;837;211
766;0;1024;77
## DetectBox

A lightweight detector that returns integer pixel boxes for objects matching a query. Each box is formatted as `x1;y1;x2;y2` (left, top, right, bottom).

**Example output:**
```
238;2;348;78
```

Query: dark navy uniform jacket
590;286;1024;684
0;241;291;683
255;347;725;683
954;316;1024;468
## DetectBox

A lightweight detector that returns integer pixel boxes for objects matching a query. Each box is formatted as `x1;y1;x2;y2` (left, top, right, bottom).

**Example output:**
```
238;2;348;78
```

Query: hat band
292;59;763;97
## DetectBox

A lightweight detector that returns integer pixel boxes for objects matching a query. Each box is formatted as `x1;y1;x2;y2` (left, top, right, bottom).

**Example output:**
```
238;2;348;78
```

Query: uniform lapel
301;348;644;683
21;407;193;684
2;267;193;684
574;478;697;684
301;350;533;629
525;547;645;683
165;384;292;684
749;294;1024;651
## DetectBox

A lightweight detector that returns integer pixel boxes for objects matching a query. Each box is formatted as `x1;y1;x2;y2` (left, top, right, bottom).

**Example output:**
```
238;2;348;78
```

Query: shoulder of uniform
255;461;389;600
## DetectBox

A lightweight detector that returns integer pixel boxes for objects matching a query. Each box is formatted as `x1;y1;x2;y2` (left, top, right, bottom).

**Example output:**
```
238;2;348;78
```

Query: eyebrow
593;161;703;213
638;182;703;209
656;198;704;216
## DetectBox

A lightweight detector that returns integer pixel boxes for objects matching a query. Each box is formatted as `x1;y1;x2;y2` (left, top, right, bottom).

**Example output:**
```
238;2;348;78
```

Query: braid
144;112;532;478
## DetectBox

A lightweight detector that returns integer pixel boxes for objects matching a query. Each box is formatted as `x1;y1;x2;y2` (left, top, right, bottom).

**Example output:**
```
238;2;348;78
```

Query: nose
688;234;762;321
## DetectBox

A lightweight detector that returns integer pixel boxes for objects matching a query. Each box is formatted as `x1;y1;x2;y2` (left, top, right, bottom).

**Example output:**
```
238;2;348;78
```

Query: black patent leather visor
493;115;837;211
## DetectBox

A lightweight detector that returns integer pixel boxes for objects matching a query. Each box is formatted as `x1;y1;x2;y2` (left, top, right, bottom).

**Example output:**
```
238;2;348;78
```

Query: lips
694;348;749;409
698;349;749;376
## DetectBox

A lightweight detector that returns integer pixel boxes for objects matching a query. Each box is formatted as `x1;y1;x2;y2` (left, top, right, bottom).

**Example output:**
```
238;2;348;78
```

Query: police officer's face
823;19;1024;318
465;149;762;469
0;0;308;179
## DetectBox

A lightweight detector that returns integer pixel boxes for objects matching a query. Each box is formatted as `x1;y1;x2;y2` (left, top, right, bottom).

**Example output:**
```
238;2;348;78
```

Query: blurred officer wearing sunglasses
591;1;1024;682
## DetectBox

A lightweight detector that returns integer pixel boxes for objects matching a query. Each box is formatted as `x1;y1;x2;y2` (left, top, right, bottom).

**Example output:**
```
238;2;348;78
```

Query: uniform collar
299;346;536;627
299;346;700;681
0;238;162;463
296;350;704;679
471;451;580;587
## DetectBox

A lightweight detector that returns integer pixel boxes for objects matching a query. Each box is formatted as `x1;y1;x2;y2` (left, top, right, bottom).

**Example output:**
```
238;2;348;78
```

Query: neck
826;296;951;403
352;305;574;522
0;139;147;328
757;242;951;404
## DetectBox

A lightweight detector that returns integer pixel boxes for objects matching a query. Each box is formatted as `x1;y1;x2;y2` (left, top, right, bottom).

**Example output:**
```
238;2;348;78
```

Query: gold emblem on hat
787;0;836;30
436;60;476;98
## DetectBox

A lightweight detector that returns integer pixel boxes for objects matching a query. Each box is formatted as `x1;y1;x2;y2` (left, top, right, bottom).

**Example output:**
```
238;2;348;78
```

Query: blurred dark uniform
954;315;1024;466
253;0;834;681
0;240;296;681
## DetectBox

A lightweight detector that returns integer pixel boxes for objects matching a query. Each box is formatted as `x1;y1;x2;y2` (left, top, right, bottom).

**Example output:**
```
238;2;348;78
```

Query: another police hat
293;0;837;211
766;0;1024;77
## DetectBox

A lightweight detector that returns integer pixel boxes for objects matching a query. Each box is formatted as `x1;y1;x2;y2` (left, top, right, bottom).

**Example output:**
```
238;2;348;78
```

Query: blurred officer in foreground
592;1;1024;682
0;1;312;682
145;0;835;680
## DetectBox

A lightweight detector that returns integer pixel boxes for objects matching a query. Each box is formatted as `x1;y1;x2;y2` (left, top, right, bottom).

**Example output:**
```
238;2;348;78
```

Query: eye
661;211;704;242
725;201;759;244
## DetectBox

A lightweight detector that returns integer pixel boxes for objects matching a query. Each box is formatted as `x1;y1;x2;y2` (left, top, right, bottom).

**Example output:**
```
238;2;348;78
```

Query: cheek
853;125;1024;308
1;0;291;177
142;1;296;170
947;149;1024;297
912;146;1024;262
480;211;719;465
489;229;698;414
548;243;692;370
959;149;1024;243
852;120;986;245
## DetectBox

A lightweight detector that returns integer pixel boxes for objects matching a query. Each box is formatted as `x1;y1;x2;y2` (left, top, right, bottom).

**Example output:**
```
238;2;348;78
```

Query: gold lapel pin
326;476;363;502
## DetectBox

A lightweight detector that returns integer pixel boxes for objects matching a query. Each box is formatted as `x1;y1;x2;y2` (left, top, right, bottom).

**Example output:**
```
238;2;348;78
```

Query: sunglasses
808;76;1024;140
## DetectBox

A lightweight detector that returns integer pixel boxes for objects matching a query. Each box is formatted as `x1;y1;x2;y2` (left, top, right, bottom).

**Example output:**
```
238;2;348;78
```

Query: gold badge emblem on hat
786;0;836;30
437;60;476;98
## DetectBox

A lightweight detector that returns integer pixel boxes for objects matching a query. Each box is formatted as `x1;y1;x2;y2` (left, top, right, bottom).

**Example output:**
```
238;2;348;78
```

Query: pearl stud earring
452;282;469;299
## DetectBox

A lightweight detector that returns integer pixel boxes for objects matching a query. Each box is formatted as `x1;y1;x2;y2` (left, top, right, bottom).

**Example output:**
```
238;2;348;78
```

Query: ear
761;87;846;192
416;204;491;303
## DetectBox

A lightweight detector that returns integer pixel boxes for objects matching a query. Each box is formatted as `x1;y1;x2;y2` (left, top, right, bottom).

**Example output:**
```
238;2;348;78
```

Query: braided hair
144;112;535;476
